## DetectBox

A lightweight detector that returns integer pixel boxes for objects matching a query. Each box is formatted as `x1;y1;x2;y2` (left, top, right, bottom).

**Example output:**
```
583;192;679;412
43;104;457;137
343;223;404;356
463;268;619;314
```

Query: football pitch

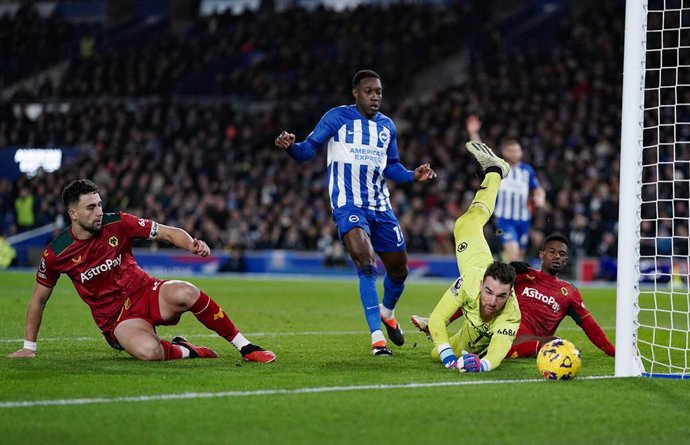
1;271;689;445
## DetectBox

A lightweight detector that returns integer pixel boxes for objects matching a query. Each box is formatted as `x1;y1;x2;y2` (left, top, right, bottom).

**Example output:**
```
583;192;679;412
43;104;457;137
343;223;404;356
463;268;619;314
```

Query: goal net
617;0;690;378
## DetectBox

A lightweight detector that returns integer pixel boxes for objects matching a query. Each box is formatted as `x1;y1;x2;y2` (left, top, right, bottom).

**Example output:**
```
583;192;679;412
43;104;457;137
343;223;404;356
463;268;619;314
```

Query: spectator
14;187;35;231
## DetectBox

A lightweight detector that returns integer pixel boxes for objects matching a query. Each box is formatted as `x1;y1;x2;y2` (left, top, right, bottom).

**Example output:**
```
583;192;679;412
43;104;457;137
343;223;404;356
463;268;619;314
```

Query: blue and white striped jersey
494;162;540;222
288;105;412;211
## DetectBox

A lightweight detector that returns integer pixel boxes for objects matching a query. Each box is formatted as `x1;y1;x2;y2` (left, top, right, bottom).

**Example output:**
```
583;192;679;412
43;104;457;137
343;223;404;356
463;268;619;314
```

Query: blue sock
382;275;406;311
357;265;381;333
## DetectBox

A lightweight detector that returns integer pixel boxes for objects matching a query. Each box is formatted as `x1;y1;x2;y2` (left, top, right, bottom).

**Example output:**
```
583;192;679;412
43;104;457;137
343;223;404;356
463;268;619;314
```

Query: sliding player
427;141;520;372
9;179;276;363
412;234;615;358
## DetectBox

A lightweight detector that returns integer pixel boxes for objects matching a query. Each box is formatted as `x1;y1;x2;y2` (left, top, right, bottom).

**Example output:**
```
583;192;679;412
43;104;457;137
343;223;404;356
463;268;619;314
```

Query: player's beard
544;262;562;276
79;220;102;235
480;305;494;322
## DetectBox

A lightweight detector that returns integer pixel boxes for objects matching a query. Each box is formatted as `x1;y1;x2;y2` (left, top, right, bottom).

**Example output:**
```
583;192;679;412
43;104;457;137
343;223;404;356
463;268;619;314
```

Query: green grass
1;271;689;445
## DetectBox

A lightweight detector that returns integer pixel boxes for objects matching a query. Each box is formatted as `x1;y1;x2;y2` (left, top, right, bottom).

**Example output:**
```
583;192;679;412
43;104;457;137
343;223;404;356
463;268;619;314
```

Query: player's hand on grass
275;131;295;149
461;351;482;372
191;238;210;257
8;348;35;358
413;163;437;182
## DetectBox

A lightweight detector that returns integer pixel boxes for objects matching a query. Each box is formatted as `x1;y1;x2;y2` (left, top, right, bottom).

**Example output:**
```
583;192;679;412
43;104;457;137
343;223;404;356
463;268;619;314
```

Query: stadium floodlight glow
13;148;63;178
617;0;690;379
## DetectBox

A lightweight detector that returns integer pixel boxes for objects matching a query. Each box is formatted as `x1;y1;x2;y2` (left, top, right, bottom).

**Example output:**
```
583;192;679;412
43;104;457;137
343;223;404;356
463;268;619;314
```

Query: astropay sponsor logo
80;254;122;283
521;287;561;312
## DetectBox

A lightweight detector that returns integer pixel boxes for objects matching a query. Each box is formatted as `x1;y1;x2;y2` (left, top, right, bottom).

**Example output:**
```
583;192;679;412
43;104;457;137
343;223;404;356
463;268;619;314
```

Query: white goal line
0;325;612;344
0;376;615;409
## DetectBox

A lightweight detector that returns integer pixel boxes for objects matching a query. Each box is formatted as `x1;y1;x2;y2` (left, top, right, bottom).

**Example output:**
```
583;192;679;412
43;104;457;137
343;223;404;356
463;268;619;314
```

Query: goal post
616;0;646;377
617;0;690;378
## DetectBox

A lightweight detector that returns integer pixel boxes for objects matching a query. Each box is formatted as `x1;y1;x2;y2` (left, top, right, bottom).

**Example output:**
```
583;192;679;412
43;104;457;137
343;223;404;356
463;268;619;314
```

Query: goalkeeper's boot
410;315;432;340
371;340;393;356
171;336;219;359
380;305;405;346
465;141;510;178
240;344;277;363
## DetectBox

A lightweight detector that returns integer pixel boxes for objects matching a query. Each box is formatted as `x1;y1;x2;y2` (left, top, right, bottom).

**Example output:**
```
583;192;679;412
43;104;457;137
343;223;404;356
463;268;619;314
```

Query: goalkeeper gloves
460;352;482;372
439;345;489;372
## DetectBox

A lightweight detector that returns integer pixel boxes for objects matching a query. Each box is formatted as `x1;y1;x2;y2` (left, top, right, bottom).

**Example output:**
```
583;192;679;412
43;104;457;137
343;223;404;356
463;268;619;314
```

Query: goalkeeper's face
539;240;568;275
479;276;512;322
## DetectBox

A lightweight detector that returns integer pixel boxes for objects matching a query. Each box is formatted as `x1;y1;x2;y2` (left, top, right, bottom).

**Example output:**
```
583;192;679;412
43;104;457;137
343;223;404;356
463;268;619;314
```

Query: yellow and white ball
537;339;582;380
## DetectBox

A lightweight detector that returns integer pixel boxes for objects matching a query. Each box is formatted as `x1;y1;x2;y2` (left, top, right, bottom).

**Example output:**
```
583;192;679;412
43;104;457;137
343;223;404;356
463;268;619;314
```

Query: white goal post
617;0;690;378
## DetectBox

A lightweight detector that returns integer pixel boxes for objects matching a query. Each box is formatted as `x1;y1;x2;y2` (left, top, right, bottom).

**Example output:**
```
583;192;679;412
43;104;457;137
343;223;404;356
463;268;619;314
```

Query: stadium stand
0;0;627;279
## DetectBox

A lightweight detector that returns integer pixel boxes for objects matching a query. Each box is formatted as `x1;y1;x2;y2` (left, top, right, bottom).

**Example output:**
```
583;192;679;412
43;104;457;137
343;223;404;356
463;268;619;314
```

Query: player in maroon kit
8;179;276;363
411;234;615;358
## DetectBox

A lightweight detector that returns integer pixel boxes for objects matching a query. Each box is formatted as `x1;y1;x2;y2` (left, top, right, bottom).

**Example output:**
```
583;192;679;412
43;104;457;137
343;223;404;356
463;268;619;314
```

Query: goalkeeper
413;234;616;358
427;141;520;373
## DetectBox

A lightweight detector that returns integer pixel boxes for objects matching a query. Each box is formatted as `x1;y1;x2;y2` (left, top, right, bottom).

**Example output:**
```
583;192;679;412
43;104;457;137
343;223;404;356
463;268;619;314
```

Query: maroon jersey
36;212;159;332
514;268;591;337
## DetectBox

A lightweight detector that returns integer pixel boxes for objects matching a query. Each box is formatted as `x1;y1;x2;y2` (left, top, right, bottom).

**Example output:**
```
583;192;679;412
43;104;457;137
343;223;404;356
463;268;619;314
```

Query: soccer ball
536;339;582;380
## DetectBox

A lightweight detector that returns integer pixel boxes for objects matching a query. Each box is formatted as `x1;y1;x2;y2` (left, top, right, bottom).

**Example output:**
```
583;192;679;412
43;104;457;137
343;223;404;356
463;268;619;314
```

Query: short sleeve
36;249;60;288
119;212;159;240
385;120;400;161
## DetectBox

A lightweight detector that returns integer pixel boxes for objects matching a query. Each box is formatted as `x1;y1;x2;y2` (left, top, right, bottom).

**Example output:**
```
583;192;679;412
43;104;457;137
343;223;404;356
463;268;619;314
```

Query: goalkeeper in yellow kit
429;141;520;372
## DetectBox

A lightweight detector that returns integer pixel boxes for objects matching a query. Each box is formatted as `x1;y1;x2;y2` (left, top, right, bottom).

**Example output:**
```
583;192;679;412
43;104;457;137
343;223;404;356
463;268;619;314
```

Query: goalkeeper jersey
429;266;521;371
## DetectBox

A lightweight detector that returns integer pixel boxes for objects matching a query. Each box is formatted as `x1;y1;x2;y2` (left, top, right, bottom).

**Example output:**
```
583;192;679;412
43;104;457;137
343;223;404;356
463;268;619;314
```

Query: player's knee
454;215;466;233
132;342;164;361
179;281;200;304
351;253;376;269
385;263;408;282
454;213;476;234
163;281;200;309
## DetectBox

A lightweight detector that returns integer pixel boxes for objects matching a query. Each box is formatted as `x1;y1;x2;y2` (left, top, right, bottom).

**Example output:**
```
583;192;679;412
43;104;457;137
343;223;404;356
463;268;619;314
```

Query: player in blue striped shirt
467;115;545;261
275;70;436;355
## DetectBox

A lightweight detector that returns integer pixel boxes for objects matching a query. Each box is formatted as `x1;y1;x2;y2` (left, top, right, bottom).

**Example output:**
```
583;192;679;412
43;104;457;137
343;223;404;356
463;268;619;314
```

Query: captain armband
149;221;159;239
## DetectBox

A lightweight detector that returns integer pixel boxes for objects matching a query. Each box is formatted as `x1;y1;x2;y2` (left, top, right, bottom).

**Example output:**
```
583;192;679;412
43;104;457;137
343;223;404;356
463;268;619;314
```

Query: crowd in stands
14;2;483;100
4;0;681;272
0;4;85;90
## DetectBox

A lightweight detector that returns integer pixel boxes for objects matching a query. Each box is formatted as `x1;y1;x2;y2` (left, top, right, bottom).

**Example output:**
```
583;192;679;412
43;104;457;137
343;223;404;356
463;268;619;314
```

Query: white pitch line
0;325;613;344
0;376;615;409
0;331;363;343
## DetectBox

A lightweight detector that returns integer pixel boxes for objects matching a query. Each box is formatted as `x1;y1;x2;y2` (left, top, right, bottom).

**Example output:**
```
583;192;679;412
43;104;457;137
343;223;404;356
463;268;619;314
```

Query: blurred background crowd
1;0;684;276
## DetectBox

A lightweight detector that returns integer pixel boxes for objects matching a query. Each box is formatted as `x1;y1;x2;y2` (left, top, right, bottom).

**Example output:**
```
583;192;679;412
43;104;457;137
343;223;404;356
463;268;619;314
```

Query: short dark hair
542;233;569;249
62;179;98;209
483;260;516;287
352;69;381;87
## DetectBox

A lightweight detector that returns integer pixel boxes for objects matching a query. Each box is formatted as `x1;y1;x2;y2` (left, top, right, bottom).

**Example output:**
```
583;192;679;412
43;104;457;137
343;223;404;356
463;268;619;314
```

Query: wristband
438;343;457;367
23;340;37;351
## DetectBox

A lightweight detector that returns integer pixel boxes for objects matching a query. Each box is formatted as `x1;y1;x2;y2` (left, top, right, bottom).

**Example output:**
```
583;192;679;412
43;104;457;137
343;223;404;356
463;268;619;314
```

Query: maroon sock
160;340;183;360
507;340;540;358
190;292;240;342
